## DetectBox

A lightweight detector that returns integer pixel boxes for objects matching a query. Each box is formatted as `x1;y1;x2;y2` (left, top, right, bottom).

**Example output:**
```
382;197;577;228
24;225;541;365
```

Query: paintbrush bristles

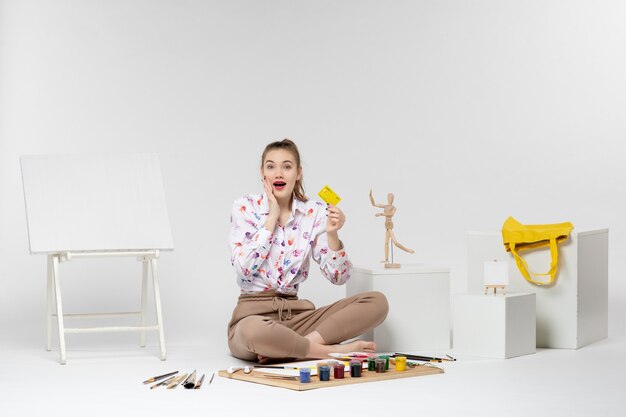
183;370;197;389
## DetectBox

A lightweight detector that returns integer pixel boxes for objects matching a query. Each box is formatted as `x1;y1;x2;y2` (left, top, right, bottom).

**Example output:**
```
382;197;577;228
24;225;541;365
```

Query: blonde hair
261;139;308;202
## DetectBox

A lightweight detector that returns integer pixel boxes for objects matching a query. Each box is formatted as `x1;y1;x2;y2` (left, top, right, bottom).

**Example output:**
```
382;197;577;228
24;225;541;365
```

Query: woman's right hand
263;176;280;221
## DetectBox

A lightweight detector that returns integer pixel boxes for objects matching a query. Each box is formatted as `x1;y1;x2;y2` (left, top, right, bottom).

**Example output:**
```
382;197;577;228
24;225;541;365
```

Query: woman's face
261;149;302;200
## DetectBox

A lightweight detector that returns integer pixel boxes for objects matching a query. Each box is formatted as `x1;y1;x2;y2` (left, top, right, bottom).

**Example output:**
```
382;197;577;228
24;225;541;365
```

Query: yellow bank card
318;185;341;205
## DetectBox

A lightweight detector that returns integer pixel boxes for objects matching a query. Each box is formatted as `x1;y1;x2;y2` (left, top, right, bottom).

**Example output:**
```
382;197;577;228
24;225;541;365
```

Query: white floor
2;335;625;417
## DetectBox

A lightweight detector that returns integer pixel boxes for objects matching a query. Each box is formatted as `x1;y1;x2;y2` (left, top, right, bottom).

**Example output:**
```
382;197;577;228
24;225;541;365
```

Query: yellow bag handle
508;238;558;286
502;217;573;286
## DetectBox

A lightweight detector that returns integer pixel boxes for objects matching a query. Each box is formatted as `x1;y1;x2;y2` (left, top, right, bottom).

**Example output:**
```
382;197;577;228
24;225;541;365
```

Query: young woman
227;139;388;362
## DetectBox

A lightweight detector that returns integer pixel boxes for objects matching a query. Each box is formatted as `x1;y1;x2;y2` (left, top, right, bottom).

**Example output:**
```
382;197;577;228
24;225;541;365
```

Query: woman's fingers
326;205;345;231
327;211;344;223
327;207;345;218
327;214;344;231
263;177;277;201
262;177;271;194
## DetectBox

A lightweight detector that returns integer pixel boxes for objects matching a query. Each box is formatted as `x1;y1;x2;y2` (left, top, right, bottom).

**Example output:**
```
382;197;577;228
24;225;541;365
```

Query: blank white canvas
484;261;509;286
21;153;174;253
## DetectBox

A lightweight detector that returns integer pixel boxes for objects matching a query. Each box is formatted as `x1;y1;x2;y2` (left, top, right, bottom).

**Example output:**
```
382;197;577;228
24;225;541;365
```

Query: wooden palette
218;364;444;391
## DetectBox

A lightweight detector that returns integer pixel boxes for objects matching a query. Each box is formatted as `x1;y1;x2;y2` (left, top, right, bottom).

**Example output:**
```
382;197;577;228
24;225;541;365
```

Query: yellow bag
502;216;574;286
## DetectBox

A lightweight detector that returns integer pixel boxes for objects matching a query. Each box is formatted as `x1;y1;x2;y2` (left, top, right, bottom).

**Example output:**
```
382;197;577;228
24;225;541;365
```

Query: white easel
483;260;509;296
22;153;174;364
45;250;166;364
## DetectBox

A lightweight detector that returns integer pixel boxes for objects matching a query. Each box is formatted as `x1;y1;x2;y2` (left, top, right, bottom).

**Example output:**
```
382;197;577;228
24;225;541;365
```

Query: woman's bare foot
304;331;376;359
253;332;377;363
335;339;377;353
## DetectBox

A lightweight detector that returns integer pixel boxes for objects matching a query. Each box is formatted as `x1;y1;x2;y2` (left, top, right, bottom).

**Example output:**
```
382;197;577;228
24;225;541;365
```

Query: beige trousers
227;291;389;361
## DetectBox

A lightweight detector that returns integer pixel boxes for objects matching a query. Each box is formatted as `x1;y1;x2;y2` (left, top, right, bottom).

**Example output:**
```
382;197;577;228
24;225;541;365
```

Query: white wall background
1;0;624;352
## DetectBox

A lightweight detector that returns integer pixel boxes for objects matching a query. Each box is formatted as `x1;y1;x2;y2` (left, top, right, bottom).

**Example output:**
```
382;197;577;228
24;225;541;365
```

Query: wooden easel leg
46;255;53;351
52;255;67;365
150;258;167;361
140;260;148;348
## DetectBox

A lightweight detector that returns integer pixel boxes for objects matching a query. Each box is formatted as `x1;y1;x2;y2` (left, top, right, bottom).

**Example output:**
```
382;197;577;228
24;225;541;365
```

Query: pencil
143;371;178;384
208;372;215;384
150;374;177;389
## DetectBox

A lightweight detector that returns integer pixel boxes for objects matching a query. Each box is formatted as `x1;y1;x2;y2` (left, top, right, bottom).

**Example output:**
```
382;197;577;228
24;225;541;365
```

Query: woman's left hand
326;204;345;234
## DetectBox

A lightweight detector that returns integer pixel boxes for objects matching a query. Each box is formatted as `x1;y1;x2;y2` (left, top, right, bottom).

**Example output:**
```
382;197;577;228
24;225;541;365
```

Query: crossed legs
228;291;388;361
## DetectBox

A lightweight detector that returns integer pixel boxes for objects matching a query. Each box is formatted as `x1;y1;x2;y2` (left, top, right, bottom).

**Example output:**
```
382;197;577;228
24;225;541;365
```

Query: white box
453;293;536;359
467;229;608;349
346;264;450;351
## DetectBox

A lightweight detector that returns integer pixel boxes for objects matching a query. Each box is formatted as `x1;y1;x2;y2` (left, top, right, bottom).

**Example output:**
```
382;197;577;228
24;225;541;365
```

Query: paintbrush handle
253;365;286;369
395;353;444;362
194;374;206;389
260;374;291;378
166;374;188;389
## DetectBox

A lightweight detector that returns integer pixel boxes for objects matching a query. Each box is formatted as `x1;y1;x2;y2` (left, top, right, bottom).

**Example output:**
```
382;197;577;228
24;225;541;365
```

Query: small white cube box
346;264;450;352
453;293;536;359
467;229;608;349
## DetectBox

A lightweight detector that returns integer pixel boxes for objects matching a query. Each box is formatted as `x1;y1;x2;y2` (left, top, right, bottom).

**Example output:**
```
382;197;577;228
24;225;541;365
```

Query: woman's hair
261;139;308;202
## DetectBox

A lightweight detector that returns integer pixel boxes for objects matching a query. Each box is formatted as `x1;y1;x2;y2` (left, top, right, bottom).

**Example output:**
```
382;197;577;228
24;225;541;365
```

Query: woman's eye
284;165;292;170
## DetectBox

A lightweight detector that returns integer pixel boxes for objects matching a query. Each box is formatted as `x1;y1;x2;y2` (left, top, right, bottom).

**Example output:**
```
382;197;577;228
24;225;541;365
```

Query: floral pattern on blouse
229;193;352;295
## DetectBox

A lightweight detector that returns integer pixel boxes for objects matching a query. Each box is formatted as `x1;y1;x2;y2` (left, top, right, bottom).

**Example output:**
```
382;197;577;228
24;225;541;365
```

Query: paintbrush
183;370;197;389
252;365;307;370
194;374;205;389
166;373;188;389
394;353;454;362
255;374;299;381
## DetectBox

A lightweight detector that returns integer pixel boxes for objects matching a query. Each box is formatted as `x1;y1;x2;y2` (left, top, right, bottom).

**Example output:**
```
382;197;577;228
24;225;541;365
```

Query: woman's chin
274;191;294;202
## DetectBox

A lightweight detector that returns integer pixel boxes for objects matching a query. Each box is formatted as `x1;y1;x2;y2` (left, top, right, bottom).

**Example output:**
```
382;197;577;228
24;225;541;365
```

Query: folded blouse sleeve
229;198;273;279
310;210;352;285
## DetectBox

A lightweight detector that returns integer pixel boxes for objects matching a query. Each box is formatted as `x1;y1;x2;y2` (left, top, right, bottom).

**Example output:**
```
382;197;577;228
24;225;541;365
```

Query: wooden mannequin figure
369;189;415;268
